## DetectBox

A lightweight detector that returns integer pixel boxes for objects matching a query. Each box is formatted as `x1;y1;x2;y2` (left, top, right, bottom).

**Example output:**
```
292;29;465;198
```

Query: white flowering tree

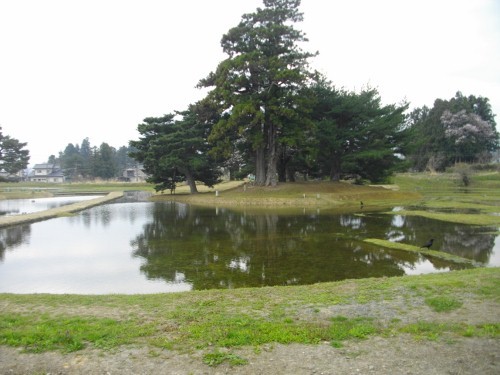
441;110;498;163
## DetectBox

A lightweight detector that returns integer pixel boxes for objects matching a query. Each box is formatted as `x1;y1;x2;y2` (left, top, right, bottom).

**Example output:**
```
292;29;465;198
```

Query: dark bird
360;201;364;209
420;239;434;249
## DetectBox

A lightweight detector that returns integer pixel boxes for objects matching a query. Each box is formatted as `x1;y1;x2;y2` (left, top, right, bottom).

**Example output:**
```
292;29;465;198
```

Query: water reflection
0;200;497;294
130;203;497;290
0;195;102;216
0;224;31;261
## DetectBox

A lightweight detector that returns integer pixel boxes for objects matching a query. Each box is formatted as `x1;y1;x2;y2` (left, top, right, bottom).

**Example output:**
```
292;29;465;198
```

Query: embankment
0;191;123;228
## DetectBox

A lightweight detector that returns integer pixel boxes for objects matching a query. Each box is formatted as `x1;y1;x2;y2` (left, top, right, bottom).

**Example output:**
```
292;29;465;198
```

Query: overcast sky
1;0;499;167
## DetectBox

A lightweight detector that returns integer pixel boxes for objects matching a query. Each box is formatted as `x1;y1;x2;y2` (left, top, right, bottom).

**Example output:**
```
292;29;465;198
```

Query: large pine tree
198;0;315;186
130;104;221;194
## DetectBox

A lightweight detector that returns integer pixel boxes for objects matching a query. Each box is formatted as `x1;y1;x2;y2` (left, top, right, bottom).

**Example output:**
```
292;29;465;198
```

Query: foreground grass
1;268;499;358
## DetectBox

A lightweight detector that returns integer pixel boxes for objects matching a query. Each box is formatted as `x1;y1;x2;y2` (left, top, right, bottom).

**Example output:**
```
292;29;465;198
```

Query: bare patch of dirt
1;336;498;374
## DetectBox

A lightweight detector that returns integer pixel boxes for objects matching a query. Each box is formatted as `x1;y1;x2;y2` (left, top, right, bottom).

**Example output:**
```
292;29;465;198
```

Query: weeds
203;351;248;367
425;296;463;312
0;314;153;353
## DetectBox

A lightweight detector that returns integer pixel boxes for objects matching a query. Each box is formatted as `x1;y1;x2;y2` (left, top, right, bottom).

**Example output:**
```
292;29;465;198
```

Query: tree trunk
265;149;278;186
278;167;286;182
278;146;291;183
265;116;278;186
255;146;266;186
329;156;341;182
181;168;198;194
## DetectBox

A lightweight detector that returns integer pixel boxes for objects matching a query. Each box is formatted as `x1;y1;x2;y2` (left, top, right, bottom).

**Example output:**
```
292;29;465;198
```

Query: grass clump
178;314;324;349
425;296;463;312
203;351;248;367
399;321;500;341
0;313;153;353
329;316;377;348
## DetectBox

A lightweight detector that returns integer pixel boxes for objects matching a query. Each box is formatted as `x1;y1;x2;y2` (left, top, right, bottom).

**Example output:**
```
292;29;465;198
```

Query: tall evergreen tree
79;138;92;177
0;127;30;175
92;143;118;179
198;0;316;186
130;103;221;194
60;143;83;179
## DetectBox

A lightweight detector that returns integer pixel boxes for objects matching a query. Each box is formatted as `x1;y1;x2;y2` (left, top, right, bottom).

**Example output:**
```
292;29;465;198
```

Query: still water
0;194;498;294
0;195;102;216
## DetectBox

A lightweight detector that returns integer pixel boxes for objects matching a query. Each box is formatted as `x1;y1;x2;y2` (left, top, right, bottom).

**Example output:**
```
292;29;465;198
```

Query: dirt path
1;336;498;374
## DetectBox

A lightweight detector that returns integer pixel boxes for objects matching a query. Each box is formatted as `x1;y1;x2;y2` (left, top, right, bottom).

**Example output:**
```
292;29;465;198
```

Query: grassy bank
159;180;422;211
1;268;498;361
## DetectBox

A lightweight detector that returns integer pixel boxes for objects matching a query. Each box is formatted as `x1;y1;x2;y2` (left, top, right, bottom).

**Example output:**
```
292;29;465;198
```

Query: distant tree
0;128;30;175
52;139;141;180
311;81;408;182
441;110;497;163
198;0;316;186
79;138;92;177
406;92;498;170
92;143;118;179
60;143;84;179
47;155;57;164
116;145;137;172
130;104;221;194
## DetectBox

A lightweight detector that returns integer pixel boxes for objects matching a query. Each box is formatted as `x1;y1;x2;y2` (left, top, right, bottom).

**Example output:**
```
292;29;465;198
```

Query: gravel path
1;336;498;374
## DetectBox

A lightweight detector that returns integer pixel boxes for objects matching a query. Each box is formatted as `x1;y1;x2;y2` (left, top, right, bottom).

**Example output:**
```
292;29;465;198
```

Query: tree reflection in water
130;203;496;290
0;224;31;261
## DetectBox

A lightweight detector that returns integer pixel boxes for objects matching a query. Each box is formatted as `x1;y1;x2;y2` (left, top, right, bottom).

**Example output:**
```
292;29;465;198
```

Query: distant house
122;164;148;182
29;163;65;183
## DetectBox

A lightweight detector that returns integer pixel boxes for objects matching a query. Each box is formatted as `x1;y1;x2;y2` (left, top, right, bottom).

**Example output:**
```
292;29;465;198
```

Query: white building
29;163;65;183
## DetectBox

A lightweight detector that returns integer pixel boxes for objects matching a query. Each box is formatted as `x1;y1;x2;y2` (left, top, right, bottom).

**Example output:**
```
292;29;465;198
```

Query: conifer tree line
48;139;137;181
129;0;498;193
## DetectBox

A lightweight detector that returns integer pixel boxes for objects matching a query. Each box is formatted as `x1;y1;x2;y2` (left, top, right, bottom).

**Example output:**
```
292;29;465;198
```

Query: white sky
1;0;499;167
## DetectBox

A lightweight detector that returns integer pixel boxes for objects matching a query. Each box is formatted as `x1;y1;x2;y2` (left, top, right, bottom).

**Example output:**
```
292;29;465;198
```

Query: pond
0;195;103;216
0;192;498;294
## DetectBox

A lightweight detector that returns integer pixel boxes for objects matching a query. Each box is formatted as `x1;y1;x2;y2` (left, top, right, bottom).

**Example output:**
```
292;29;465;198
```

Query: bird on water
420;239;434;249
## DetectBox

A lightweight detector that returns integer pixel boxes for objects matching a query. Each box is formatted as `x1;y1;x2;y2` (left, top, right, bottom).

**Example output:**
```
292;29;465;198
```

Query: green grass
399;322;500;341
425;297;463;312
179;314;325;349
203;351;249;367
1;268;498;356
0;314;154;353
328;316;377;347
